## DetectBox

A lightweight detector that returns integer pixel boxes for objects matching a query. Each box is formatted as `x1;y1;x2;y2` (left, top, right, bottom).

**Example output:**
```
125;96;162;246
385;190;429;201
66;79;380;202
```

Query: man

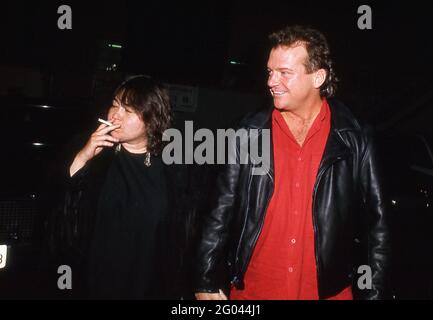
194;25;390;300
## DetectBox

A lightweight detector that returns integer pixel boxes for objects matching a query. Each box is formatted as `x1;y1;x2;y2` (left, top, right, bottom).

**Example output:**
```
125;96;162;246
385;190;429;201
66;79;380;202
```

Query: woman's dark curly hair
269;25;338;98
113;75;173;156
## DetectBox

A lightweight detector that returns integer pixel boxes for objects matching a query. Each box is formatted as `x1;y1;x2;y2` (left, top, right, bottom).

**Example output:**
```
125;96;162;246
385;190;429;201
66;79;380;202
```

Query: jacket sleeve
65;161;91;191
194;136;242;293
49;156;92;253
360;127;392;300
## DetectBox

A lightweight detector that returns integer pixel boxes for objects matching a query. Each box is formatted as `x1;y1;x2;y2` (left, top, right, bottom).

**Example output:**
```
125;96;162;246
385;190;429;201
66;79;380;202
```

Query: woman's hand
69;123;120;177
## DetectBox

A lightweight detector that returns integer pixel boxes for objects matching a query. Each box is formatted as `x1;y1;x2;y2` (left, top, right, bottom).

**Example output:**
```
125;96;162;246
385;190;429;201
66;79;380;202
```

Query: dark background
0;0;432;299
1;1;432;122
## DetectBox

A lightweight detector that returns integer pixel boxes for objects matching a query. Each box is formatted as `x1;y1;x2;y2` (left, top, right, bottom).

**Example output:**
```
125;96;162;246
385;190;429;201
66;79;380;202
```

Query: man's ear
313;69;327;88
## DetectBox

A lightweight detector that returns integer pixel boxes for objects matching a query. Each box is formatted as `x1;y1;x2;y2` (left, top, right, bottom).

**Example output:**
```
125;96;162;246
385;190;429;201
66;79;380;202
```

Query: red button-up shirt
231;99;352;300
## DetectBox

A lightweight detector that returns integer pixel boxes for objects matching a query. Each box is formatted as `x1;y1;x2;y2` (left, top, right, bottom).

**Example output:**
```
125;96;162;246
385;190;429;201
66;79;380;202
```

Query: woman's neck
121;141;148;154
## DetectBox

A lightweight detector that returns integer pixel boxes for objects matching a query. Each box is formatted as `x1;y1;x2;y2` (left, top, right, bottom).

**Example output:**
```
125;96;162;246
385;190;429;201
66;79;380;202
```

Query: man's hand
195;289;228;300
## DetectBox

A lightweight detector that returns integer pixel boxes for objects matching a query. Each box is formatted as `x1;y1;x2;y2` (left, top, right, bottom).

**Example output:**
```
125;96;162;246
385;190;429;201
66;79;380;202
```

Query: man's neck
279;97;324;146
280;97;323;126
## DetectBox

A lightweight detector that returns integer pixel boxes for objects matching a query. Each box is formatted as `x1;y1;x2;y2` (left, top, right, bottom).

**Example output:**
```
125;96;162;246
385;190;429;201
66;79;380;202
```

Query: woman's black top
85;148;171;299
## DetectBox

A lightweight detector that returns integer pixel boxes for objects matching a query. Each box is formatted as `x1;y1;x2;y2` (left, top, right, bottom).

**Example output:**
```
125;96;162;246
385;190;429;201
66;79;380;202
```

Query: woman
66;75;187;299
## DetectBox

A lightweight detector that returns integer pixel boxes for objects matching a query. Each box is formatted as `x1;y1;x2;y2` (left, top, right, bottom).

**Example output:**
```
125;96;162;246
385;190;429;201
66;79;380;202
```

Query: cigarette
98;118;113;126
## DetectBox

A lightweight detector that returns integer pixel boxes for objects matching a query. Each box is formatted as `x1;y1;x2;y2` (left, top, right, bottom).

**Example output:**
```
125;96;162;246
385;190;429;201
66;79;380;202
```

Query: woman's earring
115;144;121;153
144;152;151;167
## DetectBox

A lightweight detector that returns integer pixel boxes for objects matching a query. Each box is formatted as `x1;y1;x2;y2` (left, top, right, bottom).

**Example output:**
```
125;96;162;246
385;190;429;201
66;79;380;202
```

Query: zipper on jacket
241;191;273;274
233;170;254;282
312;156;344;297
237;176;274;282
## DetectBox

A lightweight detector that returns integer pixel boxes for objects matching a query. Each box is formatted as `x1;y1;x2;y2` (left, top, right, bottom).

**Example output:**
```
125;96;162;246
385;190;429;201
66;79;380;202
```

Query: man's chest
286;121;315;146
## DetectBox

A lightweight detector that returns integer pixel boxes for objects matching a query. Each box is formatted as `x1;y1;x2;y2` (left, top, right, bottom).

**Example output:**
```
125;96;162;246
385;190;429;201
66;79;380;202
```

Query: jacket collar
322;99;359;166
242;98;361;132
243;99;359;178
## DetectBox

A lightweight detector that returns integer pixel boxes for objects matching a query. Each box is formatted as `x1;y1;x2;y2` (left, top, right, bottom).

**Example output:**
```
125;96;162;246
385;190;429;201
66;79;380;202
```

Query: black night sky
0;1;432;131
2;1;432;100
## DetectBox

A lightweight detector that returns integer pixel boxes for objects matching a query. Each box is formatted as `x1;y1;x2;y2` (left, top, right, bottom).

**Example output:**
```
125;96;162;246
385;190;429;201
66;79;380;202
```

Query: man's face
107;98;147;144
267;45;319;111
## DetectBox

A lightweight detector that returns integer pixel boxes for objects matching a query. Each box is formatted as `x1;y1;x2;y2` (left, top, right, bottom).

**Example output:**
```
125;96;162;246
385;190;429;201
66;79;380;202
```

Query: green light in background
108;44;123;49
230;60;246;66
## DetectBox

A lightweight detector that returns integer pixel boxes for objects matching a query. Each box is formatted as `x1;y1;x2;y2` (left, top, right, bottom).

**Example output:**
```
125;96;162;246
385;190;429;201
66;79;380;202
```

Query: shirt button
291;239;296;244
294;210;299;215
295;183;300;188
288;267;294;273
298;157;302;161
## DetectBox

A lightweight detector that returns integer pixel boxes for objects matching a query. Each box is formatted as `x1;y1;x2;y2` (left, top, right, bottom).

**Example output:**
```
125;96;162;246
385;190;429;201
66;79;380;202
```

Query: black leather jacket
195;99;391;300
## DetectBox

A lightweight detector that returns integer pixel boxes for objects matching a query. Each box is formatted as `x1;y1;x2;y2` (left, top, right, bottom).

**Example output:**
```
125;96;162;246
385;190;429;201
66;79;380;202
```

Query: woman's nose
110;108;123;121
112;111;120;120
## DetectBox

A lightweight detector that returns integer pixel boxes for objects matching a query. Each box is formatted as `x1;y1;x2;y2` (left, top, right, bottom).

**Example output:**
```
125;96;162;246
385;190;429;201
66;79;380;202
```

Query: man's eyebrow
267;67;294;72
277;67;294;71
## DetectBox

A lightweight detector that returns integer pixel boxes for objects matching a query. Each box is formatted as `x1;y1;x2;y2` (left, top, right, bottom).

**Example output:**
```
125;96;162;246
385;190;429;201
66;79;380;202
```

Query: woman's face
107;98;147;145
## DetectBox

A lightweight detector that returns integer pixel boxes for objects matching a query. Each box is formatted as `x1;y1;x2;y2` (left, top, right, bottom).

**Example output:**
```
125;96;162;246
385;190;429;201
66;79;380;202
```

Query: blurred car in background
378;132;433;299
0;95;95;298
